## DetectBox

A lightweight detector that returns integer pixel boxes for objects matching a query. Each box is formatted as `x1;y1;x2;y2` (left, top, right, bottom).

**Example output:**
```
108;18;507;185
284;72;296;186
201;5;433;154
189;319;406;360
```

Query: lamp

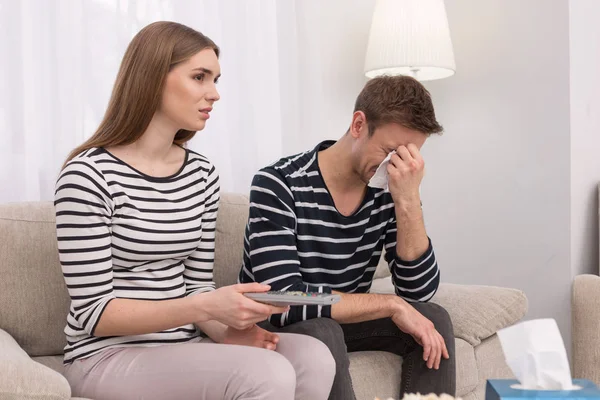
364;0;456;81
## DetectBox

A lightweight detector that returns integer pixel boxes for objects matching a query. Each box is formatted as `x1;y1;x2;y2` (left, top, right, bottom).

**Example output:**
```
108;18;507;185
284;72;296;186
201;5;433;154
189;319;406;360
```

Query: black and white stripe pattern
55;147;219;363
239;141;439;327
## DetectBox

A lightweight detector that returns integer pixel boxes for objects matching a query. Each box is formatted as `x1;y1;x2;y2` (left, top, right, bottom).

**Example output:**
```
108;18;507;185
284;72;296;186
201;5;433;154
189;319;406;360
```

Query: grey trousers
262;302;456;400
64;333;336;400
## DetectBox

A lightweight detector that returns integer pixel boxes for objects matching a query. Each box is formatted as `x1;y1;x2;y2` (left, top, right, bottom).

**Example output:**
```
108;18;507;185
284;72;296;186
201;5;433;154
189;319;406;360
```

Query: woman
55;21;335;400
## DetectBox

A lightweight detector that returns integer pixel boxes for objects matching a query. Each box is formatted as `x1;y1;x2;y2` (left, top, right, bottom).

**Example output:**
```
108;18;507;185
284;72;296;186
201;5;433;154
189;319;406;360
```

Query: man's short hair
354;75;443;136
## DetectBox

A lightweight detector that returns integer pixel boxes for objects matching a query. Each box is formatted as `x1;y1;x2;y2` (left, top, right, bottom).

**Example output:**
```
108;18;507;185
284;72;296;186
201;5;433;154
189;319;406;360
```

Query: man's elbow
395;282;439;303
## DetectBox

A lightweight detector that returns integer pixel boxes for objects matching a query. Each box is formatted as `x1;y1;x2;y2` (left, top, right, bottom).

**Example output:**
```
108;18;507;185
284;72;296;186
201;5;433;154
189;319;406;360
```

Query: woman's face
159;48;221;132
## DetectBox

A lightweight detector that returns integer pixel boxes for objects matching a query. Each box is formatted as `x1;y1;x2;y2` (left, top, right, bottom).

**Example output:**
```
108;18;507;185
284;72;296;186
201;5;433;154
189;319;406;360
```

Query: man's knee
415;303;454;345
288;318;344;344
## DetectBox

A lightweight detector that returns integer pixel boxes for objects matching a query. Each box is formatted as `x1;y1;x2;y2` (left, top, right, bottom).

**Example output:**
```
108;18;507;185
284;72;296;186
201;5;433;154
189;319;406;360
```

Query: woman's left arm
183;164;225;341
184;164;220;297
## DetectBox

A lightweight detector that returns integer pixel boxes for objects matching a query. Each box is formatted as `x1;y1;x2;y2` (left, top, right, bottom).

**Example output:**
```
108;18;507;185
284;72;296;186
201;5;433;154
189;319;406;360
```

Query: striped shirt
239;141;439;327
54;147;219;364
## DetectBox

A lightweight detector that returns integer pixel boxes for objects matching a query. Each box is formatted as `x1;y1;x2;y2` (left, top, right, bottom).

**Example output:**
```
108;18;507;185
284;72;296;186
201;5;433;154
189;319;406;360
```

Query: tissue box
486;379;600;400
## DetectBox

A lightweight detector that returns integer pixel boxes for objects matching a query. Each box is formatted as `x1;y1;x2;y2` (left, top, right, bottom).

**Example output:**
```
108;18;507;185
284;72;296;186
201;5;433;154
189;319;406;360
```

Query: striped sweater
239;141;440;327
54;147;218;364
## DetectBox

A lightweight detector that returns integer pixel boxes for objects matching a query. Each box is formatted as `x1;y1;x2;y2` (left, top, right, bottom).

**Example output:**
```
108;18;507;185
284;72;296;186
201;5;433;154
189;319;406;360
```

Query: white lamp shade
364;0;456;81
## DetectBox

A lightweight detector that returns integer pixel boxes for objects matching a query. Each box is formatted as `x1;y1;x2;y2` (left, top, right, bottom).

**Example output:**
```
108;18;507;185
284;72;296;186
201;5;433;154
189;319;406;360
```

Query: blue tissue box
486;379;600;400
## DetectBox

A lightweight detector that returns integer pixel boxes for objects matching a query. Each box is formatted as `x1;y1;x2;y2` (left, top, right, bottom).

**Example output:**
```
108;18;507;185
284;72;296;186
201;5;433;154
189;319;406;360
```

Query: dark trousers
261;302;456;400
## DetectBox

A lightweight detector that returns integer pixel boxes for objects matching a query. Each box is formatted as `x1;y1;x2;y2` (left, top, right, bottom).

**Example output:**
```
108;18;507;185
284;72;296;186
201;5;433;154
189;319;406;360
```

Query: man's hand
387;144;424;206
391;300;449;369
222;324;280;351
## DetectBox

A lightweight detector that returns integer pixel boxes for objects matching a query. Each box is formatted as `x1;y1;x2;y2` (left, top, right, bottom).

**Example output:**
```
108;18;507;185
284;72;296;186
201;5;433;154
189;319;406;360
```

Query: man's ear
349;111;368;139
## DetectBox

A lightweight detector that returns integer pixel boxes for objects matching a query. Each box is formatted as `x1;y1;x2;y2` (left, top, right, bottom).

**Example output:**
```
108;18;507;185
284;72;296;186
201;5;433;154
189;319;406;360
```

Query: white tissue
497;318;574;390
368;151;396;190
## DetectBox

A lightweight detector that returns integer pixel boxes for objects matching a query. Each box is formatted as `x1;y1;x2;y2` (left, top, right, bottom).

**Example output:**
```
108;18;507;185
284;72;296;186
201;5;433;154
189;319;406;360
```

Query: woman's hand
199;283;289;330
222;324;280;350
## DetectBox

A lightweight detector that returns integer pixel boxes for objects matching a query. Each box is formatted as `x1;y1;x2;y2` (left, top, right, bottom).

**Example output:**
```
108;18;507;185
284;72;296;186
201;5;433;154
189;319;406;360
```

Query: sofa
572;184;600;386
573;273;600;385
0;193;528;400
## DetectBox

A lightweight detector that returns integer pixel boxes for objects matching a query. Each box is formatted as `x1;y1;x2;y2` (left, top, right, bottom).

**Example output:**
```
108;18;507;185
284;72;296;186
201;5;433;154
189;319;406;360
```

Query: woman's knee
232;350;297;400
286;334;336;400
304;334;336;377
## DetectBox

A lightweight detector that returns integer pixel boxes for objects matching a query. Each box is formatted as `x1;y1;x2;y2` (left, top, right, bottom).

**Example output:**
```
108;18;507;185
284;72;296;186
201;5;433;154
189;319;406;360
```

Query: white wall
282;0;375;155
569;0;600;278
425;0;572;343
288;0;574;346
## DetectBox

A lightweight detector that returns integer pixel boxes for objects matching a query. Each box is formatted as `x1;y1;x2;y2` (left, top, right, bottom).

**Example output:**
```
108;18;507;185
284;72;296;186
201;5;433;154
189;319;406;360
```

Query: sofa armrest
370;278;528;347
572;274;600;384
0;328;71;399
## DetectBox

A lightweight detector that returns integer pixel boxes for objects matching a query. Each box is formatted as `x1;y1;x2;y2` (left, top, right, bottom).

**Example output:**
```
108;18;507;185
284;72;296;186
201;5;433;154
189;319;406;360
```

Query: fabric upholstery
349;351;402;400
371;278;528;346
0;202;69;356
0;328;71;400
572;274;600;385
374;252;392;280
213;193;250;288
33;355;65;376
461;391;478;400
473;334;515;400
432;283;527;346
455;338;478;396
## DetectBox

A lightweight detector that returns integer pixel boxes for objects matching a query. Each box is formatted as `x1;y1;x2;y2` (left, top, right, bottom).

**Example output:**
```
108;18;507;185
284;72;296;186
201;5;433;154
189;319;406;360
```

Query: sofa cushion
370;277;528;346
0;329;71;400
373;253;392;280
455;338;478;396
0;202;69;357
32;355;65;376
432;283;527;346
473;334;515;399
349;351;402;400
214;193;249;288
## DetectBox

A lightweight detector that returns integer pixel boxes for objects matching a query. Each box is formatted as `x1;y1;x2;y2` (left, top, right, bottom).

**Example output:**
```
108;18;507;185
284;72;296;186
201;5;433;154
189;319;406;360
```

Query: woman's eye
194;74;205;82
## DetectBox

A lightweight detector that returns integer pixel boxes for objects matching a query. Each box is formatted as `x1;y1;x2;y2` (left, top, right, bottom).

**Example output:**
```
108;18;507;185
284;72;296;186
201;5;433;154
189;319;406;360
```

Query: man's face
351;120;428;185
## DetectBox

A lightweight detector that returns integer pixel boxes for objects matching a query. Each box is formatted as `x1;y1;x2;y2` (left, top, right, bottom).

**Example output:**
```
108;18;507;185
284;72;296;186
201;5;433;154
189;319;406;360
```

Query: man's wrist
394;199;422;221
393;191;420;208
386;295;408;317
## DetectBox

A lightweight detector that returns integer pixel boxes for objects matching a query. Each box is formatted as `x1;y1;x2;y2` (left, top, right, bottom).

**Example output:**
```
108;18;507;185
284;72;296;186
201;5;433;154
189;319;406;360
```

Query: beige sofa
0;193;528;400
572;185;600;386
573;274;600;385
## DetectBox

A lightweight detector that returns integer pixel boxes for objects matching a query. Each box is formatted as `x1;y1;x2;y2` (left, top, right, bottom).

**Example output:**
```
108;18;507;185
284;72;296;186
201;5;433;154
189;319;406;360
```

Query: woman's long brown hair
62;21;219;168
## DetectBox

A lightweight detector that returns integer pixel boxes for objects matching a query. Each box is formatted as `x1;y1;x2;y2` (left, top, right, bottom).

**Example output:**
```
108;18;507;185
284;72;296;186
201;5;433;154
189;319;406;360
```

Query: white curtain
0;0;301;202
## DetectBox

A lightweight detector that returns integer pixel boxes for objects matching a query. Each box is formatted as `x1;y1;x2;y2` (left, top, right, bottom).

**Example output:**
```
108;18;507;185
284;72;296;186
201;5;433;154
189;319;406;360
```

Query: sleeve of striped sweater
383;212;440;302
183;164;220;296
55;160;116;336
245;169;332;327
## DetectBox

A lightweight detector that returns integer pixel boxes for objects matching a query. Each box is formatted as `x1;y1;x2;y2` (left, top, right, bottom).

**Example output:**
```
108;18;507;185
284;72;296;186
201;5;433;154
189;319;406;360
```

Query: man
239;75;455;399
